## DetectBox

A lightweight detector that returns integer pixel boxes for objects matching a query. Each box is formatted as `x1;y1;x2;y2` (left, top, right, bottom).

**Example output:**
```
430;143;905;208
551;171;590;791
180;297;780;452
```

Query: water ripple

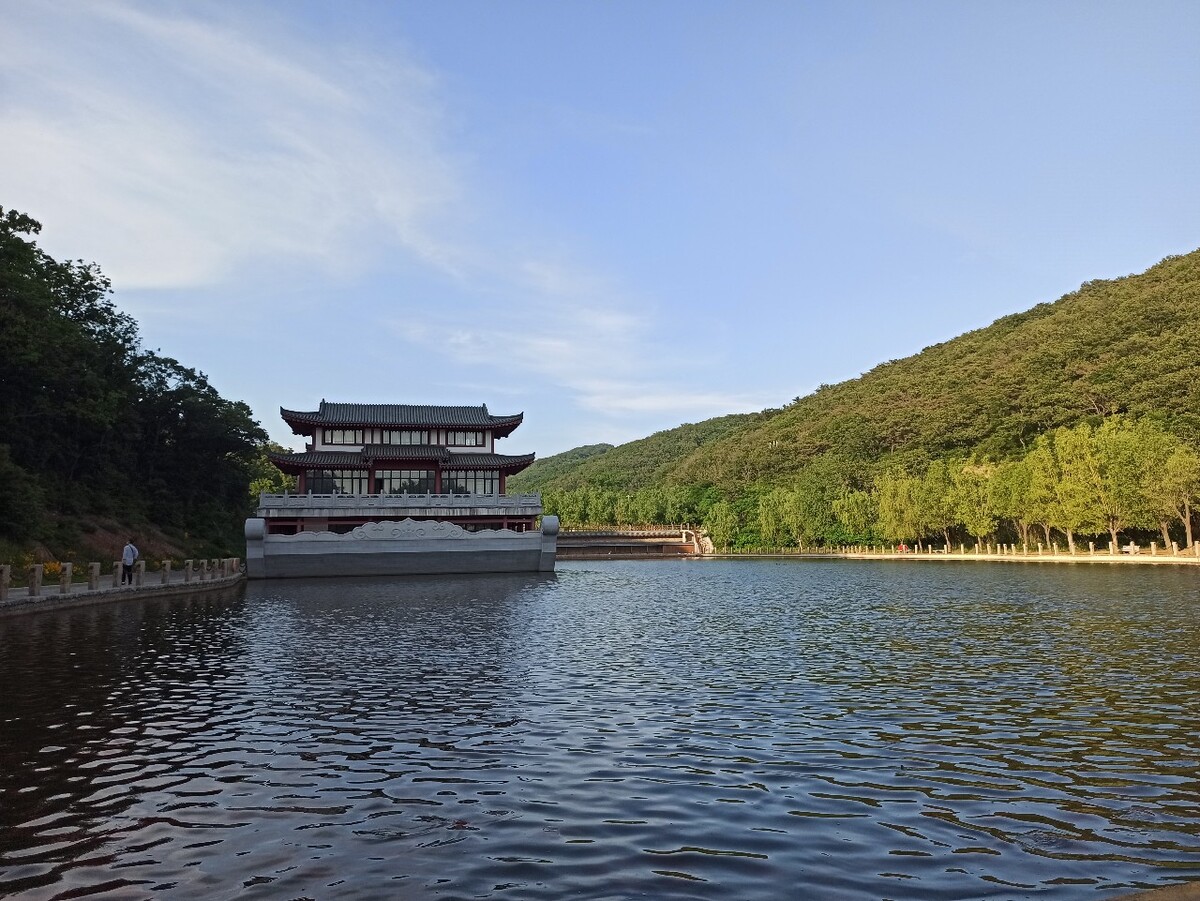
1;561;1199;899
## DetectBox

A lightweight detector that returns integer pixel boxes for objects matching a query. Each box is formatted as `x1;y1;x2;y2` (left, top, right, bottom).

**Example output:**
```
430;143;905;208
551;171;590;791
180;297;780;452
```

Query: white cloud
0;0;460;290
0;0;754;441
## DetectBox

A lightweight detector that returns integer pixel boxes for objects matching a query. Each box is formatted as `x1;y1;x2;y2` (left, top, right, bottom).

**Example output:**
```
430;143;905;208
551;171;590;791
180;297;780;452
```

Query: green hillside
527;250;1200;548
678;251;1200;491
508;443;613;492
509;412;770;493
528;250;1200;495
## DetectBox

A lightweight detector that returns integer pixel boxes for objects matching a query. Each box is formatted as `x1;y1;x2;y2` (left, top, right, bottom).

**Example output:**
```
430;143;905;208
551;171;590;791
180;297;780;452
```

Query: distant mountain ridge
511;249;1200;495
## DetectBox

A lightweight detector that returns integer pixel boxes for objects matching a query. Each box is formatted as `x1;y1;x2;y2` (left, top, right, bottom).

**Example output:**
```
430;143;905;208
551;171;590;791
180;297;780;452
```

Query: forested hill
516;249;1200;496
509;412;769;493
0;206;274;561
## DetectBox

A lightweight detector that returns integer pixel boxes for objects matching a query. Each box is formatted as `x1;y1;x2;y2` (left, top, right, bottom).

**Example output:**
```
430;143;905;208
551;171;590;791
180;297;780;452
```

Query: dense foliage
522;250;1200;549
509;412;769;493
0;207;268;555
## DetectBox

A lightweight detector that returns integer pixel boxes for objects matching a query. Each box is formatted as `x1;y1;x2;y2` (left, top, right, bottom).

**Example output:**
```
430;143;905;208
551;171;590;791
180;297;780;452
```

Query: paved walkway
0;568;244;616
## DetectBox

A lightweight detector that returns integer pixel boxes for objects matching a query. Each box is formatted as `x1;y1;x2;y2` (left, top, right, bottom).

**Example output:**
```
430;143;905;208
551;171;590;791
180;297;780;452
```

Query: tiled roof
267;451;367;472
442;452;536;473
360;444;452;462
267;448;535;475
280;401;524;436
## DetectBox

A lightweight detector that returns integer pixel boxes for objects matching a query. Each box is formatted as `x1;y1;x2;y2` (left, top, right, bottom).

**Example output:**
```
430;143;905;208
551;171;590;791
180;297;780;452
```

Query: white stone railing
257;492;543;510
560;526;694;538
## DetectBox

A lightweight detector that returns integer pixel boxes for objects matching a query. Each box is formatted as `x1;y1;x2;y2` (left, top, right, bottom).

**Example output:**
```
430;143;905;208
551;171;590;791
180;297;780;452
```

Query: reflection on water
1;561;1198;900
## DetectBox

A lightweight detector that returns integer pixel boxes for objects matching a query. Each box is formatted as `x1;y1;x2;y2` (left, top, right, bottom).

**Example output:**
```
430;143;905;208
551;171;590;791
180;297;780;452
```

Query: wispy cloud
0;1;460;289
0;0;752;439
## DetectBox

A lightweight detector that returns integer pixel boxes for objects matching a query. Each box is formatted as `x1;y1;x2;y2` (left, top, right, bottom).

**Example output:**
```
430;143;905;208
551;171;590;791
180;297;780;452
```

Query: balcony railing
257;492;543;510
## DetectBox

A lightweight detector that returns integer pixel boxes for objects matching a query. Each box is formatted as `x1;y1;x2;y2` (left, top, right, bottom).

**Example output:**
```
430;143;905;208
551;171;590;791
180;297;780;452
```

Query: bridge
556;527;700;559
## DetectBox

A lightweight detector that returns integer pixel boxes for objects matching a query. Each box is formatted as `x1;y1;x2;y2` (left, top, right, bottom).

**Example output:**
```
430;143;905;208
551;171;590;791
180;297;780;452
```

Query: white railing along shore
0;558;243;602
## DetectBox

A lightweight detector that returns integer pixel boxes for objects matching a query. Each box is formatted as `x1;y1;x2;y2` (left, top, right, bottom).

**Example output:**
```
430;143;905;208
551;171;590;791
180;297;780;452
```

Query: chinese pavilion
246;401;557;577
272;401;533;495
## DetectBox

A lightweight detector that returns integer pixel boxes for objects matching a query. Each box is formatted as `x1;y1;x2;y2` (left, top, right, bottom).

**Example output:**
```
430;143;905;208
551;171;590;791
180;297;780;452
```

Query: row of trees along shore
543;414;1200;553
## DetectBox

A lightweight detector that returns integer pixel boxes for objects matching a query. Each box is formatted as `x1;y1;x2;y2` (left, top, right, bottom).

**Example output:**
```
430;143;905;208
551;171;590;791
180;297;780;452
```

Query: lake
1;559;1198;900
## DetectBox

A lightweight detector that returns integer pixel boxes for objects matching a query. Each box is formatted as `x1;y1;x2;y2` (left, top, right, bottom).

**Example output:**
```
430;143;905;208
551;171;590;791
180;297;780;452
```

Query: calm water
1;559;1199;900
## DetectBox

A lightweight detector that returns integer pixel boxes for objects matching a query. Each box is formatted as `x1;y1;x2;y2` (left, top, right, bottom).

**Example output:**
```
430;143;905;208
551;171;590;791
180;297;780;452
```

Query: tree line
0;206;268;555
543;414;1200;553
514;250;1200;546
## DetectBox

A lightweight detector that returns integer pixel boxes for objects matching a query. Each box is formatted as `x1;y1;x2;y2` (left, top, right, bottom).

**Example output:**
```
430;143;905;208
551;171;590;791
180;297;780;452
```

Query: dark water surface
2;559;1199;900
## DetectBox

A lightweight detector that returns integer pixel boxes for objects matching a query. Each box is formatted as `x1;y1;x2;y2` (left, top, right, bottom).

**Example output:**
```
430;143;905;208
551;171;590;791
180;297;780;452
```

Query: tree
917;459;956;547
990;459;1033;548
950;462;997;544
1050;423;1105;552
758;488;789;548
832;487;877;541
874;469;920;543
1145;442;1200;547
0;205;269;552
247;442;299;499
1088;416;1156;548
0;445;43;540
1024;437;1062;546
786;458;849;547
705;501;738;550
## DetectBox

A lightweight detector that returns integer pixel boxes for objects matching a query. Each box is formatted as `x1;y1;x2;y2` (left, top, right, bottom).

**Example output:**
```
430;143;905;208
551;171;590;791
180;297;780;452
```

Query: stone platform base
245;516;558;579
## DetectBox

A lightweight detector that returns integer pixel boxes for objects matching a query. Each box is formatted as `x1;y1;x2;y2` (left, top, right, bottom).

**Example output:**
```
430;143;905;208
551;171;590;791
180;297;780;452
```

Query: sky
3;1;1199;457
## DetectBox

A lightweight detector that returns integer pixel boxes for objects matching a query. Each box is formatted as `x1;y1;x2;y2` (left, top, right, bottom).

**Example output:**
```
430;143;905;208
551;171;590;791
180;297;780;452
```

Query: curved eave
487;413;524;439
442;452;536;474
280;407;320;437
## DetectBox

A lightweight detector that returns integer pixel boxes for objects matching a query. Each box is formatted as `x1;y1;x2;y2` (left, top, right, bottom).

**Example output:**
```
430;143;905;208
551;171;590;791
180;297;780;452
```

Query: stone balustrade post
88;562;100;590
112;561;121;587
60;562;72;595
0;564;9;602
29;564;43;597
1194;542;1200;558
1172;541;1179;556
1089;542;1095;555
134;560;145;586
1150;542;1158;556
959;543;965;555
161;560;171;585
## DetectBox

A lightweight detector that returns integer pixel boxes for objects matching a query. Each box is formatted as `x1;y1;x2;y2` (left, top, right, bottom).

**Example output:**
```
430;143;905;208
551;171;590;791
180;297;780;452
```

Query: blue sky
3;1;1199;457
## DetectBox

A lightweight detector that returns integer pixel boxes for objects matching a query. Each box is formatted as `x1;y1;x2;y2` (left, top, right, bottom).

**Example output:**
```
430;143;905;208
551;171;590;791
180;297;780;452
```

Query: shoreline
0;572;246;617
702;550;1200;566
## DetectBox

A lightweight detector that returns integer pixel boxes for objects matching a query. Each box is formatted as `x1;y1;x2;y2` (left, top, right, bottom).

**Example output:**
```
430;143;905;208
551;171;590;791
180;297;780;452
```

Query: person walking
121;538;139;585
